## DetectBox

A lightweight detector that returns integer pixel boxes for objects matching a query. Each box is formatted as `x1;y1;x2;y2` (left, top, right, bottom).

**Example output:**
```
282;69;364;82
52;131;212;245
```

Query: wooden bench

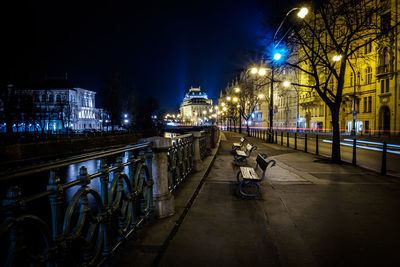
234;143;257;165
232;137;246;152
236;153;276;197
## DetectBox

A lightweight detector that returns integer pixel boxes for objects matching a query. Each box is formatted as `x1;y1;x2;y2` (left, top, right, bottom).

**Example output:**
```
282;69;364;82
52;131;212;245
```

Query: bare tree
284;0;399;162
237;70;269;136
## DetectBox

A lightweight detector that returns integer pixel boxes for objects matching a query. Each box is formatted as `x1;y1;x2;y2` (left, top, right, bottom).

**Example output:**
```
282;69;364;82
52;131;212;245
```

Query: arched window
357;71;361;85
48;94;54;103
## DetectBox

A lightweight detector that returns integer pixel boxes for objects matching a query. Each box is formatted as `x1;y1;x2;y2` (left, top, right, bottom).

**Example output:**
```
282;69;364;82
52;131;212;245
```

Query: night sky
5;0;296;110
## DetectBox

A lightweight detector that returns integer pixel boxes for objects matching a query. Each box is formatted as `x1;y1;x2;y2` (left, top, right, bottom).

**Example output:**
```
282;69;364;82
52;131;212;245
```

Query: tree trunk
246;121;250;137
331;109;341;163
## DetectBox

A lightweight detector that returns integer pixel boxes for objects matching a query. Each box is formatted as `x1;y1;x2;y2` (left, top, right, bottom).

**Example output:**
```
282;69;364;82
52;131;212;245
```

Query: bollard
281;131;283;146
275;131;278;144
316;135;319;155
352;138;356;166
294;133;297;150
381;141;387;175
305;133;308;153
287;132;289;147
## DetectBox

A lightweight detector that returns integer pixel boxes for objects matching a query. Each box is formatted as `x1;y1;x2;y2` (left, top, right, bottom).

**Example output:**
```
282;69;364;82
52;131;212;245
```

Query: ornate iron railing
199;131;207;160
0;143;153;266
167;134;193;192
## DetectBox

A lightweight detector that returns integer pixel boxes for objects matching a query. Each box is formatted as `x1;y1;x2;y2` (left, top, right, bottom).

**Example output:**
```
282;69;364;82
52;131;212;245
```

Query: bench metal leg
239;180;260;197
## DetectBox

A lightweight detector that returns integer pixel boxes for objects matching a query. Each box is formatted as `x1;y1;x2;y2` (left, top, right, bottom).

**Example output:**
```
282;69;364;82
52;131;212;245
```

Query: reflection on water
61;153;133;202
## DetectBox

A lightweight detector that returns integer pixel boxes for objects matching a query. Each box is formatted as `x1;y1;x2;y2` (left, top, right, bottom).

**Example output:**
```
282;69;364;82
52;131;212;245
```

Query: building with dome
180;87;213;125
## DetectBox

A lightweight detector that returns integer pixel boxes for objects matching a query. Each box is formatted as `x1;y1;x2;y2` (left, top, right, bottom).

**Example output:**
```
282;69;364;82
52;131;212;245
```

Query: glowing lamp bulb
273;53;282;61
297;7;309;19
258;68;267;76
250;67;258;74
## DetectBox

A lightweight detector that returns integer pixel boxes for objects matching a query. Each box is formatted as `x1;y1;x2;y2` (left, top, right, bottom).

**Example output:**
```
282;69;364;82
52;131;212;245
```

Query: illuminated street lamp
226;96;232;101
283;81;291;87
258;93;265;99
250;67;258;74
232;97;238;102
235;87;240;93
333;54;342;62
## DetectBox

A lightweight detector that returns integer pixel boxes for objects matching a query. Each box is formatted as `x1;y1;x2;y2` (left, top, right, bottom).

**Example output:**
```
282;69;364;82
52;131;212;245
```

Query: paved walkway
114;131;400;267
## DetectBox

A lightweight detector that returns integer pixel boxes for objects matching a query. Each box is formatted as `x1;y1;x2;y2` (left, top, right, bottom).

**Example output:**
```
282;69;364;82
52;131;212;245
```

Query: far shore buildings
1;79;105;133
180;87;213;125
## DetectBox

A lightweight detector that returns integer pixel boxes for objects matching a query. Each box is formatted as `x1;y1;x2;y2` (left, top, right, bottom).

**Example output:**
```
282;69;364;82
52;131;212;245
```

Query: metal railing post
352;138;356;166
305;133;308;153
294;132;297;150
316;135;319;155
381;141;387;175
287;132;289;147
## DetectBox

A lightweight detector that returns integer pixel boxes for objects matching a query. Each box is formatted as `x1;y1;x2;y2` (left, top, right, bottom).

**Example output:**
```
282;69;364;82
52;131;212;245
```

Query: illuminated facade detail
9;80;102;132
298;0;399;134
180;87;213;125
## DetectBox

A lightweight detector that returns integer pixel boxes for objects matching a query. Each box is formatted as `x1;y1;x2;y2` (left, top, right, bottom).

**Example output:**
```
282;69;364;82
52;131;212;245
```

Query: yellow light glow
232;97;238;102
297;7;309;19
333;55;342;61
236;105;240;108
203;110;207;114
221;102;226;106
217;111;221;115
226;96;231;101
283;81;291;87
258;94;265;99
235;87;240;93
222;107;227;111
258;68;267;76
215;106;218;110
250;67;258;74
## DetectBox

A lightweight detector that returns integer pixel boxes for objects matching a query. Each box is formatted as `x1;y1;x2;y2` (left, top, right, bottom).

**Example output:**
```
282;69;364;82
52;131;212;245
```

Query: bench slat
240;167;260;180
236;150;246;157
233;143;241;147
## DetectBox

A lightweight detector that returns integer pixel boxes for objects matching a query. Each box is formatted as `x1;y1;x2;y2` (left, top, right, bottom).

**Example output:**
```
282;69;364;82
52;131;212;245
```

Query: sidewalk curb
151;132;223;266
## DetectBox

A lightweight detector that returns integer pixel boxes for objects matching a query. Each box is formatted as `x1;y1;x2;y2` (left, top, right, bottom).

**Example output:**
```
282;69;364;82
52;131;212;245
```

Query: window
368;96;372;112
386;79;389;92
366;66;372;84
356;71;361;85
381;79;385;93
56;94;61;103
364;97;367;112
381;13;391;33
48;94;54;103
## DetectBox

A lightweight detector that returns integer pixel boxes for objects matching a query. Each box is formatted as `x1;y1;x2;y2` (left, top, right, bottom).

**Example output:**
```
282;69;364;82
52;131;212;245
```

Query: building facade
3;80;102;133
297;0;399;135
180;87;213;125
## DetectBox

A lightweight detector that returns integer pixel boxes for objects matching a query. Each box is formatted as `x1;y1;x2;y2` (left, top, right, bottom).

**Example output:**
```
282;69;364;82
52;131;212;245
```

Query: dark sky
5;0;296;110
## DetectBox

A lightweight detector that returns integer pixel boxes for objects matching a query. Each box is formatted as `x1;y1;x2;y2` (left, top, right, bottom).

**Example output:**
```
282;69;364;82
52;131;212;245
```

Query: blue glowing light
273;53;282;61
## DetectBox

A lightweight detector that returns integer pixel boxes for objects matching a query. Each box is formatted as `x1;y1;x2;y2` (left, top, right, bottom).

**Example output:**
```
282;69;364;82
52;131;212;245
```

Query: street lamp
235;87;240;93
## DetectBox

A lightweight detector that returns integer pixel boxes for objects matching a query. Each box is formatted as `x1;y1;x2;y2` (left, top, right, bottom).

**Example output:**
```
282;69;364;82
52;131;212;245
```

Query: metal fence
168;134;194;192
0;143;153;266
243;127;400;177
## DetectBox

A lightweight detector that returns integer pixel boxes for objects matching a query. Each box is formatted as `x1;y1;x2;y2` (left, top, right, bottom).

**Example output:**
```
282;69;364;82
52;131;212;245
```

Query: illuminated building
180;87;213;125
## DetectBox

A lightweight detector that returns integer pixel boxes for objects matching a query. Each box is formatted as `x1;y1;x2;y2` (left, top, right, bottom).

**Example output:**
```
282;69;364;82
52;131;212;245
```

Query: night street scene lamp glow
283;81;291;87
235;87;240;93
232;97;238;102
226;96;231;101
297;7;309;19
333;54;342;61
258;68;267;76
258;93;265;99
250;67;258;74
273;53;282;61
